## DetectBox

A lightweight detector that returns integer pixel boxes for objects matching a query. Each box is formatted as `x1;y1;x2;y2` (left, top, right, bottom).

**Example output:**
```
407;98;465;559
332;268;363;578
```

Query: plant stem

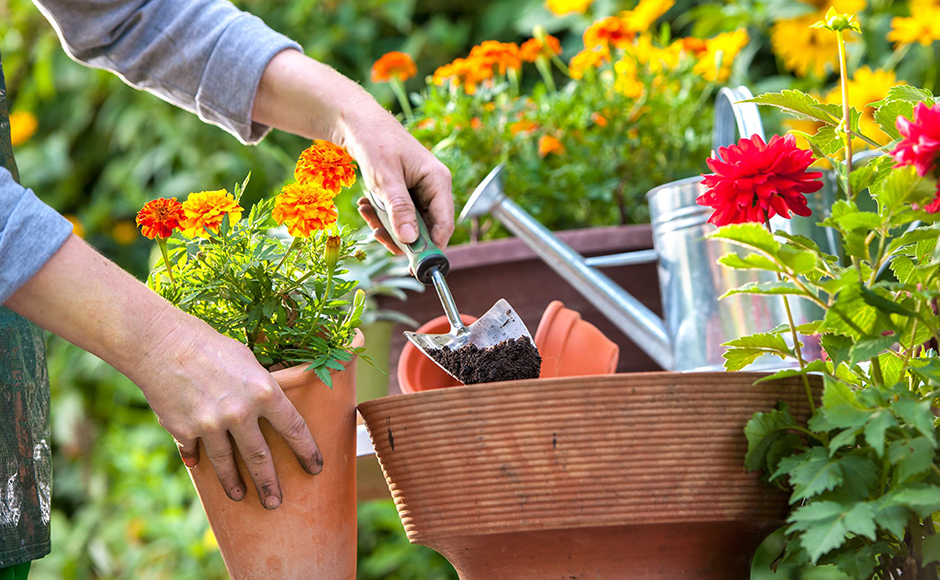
871;355;886;387
274;237;299;276
836;30;855;200
535;57;556;93
157;238;175;285
389;78;414;122
507;67;521;99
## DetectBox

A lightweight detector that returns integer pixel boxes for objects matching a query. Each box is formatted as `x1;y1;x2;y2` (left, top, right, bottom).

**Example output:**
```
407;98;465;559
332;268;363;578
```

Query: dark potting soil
429;337;542;385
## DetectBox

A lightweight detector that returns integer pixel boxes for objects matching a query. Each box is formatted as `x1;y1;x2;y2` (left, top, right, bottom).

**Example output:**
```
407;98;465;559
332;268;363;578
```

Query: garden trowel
363;189;535;384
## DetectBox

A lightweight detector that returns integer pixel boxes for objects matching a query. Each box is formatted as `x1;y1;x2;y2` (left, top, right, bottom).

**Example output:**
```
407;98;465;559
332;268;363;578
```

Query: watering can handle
364;189;450;285
713;86;766;155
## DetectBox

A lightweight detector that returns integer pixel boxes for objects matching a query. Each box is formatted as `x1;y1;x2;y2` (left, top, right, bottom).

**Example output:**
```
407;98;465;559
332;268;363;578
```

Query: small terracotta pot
360;372;821;580
188;331;363;580
534;300;620;378
398;314;477;394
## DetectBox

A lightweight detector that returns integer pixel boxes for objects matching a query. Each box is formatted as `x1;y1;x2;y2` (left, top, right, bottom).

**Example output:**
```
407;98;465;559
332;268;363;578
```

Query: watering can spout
461;165;675;371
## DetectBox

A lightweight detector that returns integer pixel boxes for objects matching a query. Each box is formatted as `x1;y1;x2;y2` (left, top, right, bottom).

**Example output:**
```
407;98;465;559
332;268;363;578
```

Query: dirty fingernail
264;495;281;510
230;487;244;501
399;224;417;242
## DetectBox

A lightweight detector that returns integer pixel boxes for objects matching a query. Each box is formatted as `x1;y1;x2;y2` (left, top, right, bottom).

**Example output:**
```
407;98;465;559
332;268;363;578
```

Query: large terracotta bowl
358;372;820;580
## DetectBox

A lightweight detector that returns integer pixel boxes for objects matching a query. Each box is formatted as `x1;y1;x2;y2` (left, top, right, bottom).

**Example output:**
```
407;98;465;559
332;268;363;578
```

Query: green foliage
724;84;940;578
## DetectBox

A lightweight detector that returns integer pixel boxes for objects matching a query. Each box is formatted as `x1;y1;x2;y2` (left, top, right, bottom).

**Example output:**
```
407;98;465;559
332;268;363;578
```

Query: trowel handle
364;189;450;285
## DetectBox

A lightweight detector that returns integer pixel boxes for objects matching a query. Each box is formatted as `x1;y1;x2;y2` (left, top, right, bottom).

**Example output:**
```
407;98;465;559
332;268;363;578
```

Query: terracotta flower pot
188;331;363;580
359;372;820;580
398;314;477;394
535;300;619;378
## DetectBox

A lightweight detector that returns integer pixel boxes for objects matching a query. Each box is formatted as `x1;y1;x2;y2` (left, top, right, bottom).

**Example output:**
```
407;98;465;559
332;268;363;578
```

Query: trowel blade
404;298;533;382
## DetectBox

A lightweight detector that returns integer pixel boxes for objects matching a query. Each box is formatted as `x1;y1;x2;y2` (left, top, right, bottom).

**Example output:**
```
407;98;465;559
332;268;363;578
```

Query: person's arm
4;233;322;510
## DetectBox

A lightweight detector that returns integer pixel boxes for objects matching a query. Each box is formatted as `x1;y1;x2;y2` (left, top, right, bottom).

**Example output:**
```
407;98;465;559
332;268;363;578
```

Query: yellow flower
626;33;682;72
64;215;85;239
112;220;138;245
770;15;840;77
888;6;940;47
614;57;645;98
538;135;566;157
273;182;338;237
693;29;750;82
294;140;357;196
584;16;635;49
824;66;899;146
180;189;243;238
569;46;611;79
621;0;675;33
546;0;593;16
9;111;38;146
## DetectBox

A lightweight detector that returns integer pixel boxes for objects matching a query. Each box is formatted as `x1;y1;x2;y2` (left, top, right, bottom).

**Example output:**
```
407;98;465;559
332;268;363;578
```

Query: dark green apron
0;51;53;568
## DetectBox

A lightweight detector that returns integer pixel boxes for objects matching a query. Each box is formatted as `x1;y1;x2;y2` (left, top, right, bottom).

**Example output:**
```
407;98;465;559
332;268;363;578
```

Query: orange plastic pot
534;300;619;378
398;314;477;394
187;331;362;580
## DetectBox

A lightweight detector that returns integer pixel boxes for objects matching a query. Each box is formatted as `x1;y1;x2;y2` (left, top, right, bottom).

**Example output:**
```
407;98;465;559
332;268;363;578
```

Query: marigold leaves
787;500;876;562
891;399;938;445
744;90;841;125
864;411;898;458
888;436;935;483
708;223;780;255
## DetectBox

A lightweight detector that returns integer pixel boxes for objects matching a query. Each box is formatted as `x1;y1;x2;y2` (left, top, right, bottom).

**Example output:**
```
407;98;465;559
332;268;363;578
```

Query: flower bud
354;249;367;262
325;235;342;271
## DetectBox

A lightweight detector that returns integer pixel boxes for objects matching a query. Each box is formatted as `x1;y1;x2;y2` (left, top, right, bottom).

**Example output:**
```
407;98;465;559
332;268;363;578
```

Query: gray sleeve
31;0;302;145
0;168;73;304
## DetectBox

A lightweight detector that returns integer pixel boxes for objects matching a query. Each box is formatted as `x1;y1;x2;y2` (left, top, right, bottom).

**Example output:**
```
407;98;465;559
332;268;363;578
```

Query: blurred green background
2;0;934;576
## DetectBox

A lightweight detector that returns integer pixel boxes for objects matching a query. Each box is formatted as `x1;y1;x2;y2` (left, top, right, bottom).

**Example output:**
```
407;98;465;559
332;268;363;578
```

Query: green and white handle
364;189;450;285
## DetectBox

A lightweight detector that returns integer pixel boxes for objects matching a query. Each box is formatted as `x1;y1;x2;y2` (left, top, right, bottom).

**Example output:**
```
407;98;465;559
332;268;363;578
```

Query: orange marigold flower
520;35;563;62
591;112;609;127
569;46;611;79
273;182;338;237
180;189;243;238
416;118;436;130
372;51;418;83
9;111;38;146
538;135;566;157
294;140;358;195
583;16;634;50
433;58;490;94
136;197;185;239
470;41;522;75
510;119;540;136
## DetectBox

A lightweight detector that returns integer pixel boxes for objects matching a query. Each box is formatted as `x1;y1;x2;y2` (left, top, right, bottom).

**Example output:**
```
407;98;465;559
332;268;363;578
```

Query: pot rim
272;329;364;391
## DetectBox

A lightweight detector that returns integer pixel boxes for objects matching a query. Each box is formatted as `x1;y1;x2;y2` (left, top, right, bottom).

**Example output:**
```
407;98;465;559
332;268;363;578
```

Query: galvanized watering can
459;87;838;372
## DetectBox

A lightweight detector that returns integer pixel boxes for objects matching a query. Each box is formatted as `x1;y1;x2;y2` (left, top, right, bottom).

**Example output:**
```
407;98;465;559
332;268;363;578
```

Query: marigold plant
139;141;364;383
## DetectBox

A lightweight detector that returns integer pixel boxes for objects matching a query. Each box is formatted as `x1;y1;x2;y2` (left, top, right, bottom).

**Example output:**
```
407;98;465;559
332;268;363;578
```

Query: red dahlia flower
892;102;940;178
697;134;823;227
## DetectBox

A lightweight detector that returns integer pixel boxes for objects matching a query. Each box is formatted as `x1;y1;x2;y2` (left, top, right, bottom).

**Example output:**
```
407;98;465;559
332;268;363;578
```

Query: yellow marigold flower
569;46;611;79
770;0;862;78
470;41;522;75
112;220;138;245
694;29;750;82
888;6;940;47
64;215;85;239
273;182;338;237
294;140;357;196
180;189;243;238
621;0;675;33
520;35;563;63
372;51;417;83
584;16;635;50
546;0;593;16
626;33;681;72
912;0;940;8
538;135;565;157
614;58;645;98
824;66;899;146
9;111;38;146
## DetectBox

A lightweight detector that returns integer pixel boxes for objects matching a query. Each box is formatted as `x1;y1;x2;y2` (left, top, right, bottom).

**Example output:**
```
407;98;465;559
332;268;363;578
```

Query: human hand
125;312;322;510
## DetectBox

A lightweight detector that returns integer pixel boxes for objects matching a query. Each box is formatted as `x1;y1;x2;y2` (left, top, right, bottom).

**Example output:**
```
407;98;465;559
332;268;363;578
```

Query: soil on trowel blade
429;337;542;385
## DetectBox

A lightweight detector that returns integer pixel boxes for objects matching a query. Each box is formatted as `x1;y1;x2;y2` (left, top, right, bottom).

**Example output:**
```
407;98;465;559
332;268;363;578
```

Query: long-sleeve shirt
0;0;300;567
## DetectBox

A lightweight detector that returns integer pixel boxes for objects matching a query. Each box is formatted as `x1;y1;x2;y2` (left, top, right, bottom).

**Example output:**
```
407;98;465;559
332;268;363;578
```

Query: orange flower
583;16;634;50
9;112;38;146
180;189;243;238
433;58;490;94
372;51;418;83
294;140;357;195
136;198;185;239
546;0;594;15
538;135;565;157
470;41;522;75
416;118;436;130
510;119;540;136
273;182;338;237
520;35;563;62
591;112;609;127
569;46;611;79
112;221;138;245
